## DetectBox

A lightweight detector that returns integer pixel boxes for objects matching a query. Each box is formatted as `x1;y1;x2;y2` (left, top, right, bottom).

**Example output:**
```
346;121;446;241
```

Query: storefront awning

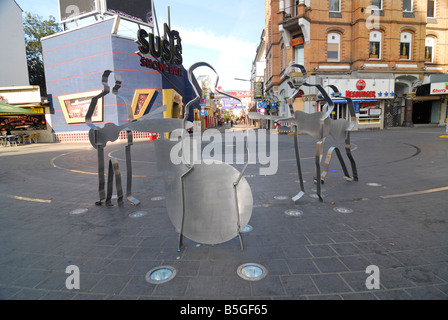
0;101;38;114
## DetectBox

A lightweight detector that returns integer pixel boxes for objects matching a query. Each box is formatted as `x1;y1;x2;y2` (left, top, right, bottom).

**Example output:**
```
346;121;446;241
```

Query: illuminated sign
137;23;183;77
346;91;376;98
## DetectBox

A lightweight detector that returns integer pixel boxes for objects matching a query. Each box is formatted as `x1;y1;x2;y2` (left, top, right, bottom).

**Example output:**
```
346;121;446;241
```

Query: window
327;33;340;62
400;32;412;60
425;37;435;63
369;31;382;60
427;0;436;18
329;0;340;12
295;45;304;66
403;0;413;12
372;0;382;10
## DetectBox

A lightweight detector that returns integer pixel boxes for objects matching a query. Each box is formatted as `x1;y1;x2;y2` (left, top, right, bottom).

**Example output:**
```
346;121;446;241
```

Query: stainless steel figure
156;62;254;251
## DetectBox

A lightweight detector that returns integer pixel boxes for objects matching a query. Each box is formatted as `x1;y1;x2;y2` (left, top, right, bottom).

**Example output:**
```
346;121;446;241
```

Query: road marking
380;186;448;199
50;152;147;178
8;195;52;203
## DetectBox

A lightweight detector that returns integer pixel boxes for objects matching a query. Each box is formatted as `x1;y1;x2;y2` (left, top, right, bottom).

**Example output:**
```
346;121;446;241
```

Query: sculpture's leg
292;125;305;202
321;147;352;183
178;167;194;252
233;183;244;251
96;145;106;206
345;132;359;181
315;140;324;202
106;159;124;207
125;131;140;206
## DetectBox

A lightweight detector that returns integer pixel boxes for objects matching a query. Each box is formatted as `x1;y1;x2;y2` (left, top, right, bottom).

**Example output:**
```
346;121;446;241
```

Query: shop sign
1;116;41;126
291;35;304;47
137;23;183;77
430;82;448;95
346;90;376;98
254;82;264;100
228;91;254;98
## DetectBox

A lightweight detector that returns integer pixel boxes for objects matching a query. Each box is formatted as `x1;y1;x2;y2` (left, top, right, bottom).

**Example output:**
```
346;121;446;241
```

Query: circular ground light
151;196;165;201
69;208;88;215
145;266;176;284
309;193;320;199
237;263;267;281
274;195;289;200
367;183;382;187
128;211;148;218
333;207;354;214
285;209;303;217
241;225;253;233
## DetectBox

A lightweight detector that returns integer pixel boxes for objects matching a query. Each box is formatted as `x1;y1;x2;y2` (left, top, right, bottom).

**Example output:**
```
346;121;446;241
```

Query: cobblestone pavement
0;125;447;300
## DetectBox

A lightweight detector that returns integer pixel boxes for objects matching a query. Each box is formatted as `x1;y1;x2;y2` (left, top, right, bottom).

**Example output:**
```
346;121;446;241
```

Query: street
0;125;447;300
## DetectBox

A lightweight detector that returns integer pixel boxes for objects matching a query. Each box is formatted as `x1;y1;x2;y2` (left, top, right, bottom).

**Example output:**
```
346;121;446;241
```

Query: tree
23;12;61;97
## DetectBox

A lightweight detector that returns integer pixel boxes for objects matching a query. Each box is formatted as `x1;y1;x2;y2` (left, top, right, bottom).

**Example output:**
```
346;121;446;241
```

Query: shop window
427;0;436;18
327;33;340;62
425;37;435;63
369;31;382;60
330;103;348;121
329;0;340;12
400;32;412;60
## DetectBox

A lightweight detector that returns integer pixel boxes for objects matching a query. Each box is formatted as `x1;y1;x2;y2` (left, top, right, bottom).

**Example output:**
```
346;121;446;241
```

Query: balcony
280;4;308;32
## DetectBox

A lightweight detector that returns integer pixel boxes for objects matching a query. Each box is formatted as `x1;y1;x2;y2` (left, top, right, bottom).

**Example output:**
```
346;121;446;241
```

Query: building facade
264;0;448;129
42;16;201;142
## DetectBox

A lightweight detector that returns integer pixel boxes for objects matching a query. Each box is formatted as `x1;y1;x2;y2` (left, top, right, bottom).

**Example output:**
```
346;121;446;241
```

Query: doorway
412;101;431;124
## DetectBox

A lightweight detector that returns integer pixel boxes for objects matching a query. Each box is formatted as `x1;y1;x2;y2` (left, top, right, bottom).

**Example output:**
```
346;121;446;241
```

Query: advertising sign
254;82;264;100
105;0;154;27
59;0;99;23
58;90;103;124
430;82;448;95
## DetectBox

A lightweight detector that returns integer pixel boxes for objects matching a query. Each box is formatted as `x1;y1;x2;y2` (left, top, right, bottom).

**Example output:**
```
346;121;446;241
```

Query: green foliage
23;13;61;96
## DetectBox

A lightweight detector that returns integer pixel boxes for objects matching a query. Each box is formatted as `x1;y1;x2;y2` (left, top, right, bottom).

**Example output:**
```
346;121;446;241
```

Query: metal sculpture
282;64;358;202
155;62;253;251
85;70;191;207
248;64;359;203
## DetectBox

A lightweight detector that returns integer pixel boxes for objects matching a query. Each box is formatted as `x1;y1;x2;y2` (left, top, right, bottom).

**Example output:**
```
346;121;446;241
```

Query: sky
16;0;265;91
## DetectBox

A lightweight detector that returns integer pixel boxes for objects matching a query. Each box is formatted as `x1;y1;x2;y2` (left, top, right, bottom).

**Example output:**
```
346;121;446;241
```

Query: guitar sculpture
85;70;192;207
154;62;253;251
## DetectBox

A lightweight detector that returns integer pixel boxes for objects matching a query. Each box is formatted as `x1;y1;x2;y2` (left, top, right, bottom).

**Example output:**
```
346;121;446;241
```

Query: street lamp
234;78;251;82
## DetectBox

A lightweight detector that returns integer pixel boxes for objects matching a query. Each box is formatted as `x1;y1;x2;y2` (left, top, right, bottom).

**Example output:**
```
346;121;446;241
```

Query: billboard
59;0;99;23
104;0;154;27
59;0;154;27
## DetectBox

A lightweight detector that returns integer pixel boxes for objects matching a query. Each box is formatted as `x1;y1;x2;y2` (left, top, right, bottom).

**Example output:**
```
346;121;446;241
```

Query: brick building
264;0;448;129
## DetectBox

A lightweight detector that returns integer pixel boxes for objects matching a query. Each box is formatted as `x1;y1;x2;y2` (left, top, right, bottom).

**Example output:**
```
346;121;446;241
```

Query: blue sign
271;102;278;108
200;98;206;107
258;102;267;109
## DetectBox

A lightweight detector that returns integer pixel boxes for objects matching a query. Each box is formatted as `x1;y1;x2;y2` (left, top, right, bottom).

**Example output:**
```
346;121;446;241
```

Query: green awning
0;101;37;114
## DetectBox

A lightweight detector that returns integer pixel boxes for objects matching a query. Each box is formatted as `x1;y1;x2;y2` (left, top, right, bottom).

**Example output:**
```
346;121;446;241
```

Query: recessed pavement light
367;183;382;187
241;225;253;233
237;263;267;281
128;211;148;218
274;195;289;200
285;209;303;217
69;208;88;215
145;266;176;284
333;207;354;214
151;196;165;201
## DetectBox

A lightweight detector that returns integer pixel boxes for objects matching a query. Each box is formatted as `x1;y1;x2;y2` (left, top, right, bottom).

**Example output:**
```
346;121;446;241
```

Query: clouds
178;27;257;90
